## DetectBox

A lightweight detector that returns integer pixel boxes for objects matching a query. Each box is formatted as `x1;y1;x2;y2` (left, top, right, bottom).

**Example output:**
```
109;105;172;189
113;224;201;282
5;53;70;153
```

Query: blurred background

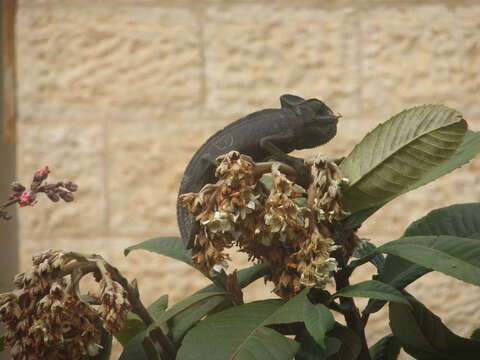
1;0;479;359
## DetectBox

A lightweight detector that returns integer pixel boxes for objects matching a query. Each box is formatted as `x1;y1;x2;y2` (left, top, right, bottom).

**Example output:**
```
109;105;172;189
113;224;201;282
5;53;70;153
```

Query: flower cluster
0;166;78;220
181;152;264;273
308;155;349;223
180;151;349;299
99;276;130;333
0;250;130;359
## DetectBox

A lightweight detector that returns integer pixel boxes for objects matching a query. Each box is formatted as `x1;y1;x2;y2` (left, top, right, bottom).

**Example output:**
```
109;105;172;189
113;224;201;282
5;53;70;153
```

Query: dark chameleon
177;94;339;248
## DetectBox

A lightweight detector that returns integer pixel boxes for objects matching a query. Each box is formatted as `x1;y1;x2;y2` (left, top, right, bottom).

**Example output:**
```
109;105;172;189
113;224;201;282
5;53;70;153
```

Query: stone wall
14;1;480;358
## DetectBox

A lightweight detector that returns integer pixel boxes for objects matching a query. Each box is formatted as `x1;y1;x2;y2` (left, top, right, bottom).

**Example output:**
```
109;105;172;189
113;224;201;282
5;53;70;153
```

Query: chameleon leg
260;133;312;187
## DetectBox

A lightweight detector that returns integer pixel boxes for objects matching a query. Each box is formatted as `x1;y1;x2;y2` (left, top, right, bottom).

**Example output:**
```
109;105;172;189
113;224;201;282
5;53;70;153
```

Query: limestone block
204;5;360;119
16;122;106;238
16;5;201;120
361;5;480;122
108;120;229;236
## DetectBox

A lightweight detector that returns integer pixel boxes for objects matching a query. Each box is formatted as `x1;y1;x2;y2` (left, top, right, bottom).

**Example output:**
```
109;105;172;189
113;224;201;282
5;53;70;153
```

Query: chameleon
177;94;339;249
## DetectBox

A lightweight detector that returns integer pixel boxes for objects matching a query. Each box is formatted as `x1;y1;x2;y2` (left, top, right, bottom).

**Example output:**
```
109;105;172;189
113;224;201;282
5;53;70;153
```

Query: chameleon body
177;94;338;248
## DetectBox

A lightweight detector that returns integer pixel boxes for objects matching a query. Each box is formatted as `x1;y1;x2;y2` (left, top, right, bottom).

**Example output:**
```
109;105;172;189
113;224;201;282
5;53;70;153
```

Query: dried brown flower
308;154;349;223
0;249;131;359
180;151;350;299
99;277;130;333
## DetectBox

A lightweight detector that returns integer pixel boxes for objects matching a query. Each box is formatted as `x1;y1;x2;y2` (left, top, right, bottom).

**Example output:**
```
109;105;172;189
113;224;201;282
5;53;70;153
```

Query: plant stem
333;238;371;360
102;262;177;360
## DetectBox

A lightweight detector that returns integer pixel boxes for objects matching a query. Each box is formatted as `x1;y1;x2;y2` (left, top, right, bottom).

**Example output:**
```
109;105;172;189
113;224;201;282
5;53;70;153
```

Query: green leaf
328;324;362;360
405;130;480;194
173;266;270;344
350;240;385;271
404;203;480;238
167;293;227;345
378;235;480;286
115;313;146;346
364;255;430;315
124;237;193;267
389;295;480;359
141;337;161;360
334;280;408;305
342;130;480;229
367;203;480;314
176;299;299;360
0;335;5;352
154;292;228;325
119;331;149;360
303;302;335;348
295;329;341;360
264;288;309;326
341;105;466;212
116;296;169;347
369;334;401;360
147;295;169;319
90;328;113;360
343;204;384;230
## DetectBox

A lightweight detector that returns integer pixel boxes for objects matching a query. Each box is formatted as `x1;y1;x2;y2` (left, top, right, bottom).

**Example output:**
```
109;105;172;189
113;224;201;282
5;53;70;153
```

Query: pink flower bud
36;166;50;177
19;191;35;207
34;166;50;181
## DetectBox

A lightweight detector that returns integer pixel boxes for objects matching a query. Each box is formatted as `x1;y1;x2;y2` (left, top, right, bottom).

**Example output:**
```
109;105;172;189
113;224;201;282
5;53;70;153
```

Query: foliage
2;104;480;360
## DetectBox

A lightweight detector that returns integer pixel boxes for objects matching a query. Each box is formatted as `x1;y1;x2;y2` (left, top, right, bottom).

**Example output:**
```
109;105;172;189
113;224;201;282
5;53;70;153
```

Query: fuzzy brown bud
59;190;74;203
64;181;79;192
10;182;25;193
46;190;60;202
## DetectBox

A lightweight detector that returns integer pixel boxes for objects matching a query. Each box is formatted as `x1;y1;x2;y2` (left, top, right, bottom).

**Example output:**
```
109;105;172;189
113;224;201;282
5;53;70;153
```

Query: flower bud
18;191;36;207
10;182;25;193
64;181;78;192
46;191;60;203
59;191;74;203
34;166;50;181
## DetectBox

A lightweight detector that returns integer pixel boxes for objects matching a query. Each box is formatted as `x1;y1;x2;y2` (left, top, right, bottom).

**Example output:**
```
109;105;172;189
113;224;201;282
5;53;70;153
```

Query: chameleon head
295;98;339;149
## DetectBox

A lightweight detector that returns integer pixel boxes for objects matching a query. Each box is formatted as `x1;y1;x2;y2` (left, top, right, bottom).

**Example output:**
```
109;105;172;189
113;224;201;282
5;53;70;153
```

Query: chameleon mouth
314;113;341;126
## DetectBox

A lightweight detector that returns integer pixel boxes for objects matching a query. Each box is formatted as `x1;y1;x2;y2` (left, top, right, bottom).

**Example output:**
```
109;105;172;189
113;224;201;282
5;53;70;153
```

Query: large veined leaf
404;203;480;238
342;130;480;229
389;295;480;359
124;237;193;267
405;130;480;193
365;203;480;314
176;300;299;360
341;105;466;212
378;235;480;286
